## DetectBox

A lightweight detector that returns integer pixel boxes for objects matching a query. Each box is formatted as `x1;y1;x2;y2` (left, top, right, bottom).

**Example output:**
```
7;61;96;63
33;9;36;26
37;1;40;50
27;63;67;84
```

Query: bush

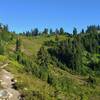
87;75;96;85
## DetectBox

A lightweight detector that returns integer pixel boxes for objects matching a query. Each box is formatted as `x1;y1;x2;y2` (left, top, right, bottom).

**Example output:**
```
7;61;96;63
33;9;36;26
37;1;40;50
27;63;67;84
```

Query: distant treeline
19;25;100;36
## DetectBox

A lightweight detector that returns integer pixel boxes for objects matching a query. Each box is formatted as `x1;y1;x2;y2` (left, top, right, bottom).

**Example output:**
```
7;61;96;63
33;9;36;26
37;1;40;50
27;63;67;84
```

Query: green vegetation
0;23;100;100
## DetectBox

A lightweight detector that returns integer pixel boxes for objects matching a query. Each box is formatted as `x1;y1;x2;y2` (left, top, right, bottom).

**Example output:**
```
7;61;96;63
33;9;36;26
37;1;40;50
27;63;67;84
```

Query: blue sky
0;0;100;33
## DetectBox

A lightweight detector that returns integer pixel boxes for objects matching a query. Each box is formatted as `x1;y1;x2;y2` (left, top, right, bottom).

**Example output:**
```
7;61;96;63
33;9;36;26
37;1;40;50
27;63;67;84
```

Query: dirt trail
0;64;20;100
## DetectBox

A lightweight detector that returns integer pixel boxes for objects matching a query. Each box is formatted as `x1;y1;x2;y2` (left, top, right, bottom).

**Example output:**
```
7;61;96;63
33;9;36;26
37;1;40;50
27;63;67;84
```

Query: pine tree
37;46;48;67
73;27;77;35
3;25;9;32
55;28;60;34
43;28;48;35
16;37;21;52
81;29;84;34
50;29;53;34
60;27;64;35
31;28;39;36
0;40;5;55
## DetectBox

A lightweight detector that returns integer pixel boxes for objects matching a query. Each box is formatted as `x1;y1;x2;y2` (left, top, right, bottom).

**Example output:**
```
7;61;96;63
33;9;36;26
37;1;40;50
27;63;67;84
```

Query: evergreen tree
31;28;39;36
97;25;100;30
25;31;30;37
60;27;64;35
0;23;2;29
73;27;77;35
55;28;60;34
37;46;49;67
0;40;5;55
81;29;84;34
50;29;53;34
3;25;9;32
34;28;39;35
16;37;21;52
43;28;48;35
86;25;97;33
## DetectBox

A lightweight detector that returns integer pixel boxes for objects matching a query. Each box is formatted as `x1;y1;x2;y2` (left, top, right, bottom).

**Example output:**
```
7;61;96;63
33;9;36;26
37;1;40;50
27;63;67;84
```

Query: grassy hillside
0;24;100;100
1;34;99;100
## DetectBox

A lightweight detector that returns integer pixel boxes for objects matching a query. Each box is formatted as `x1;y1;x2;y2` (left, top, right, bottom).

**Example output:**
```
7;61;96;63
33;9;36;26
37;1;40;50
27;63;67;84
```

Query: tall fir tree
16;37;21;52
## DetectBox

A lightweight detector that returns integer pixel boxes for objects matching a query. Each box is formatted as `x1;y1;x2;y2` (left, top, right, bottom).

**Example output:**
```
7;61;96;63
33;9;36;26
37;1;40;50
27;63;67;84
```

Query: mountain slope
3;34;100;100
0;24;100;100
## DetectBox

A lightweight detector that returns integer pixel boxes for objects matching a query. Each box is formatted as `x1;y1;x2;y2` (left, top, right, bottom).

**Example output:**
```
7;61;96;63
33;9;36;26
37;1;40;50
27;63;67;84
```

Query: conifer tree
37;46;48;67
60;27;64;35
16;37;21;52
73;27;77;35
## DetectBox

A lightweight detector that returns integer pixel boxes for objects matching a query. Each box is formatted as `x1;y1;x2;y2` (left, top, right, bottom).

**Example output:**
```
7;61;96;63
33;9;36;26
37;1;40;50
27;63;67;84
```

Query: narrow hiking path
0;63;20;100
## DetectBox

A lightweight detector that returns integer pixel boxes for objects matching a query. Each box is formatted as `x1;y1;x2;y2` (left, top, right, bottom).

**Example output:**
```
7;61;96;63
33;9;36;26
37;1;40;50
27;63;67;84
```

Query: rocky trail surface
0;63;20;100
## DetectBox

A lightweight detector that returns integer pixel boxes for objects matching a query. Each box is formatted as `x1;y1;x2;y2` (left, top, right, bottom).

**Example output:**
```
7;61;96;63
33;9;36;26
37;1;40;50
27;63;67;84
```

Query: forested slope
0;24;100;100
